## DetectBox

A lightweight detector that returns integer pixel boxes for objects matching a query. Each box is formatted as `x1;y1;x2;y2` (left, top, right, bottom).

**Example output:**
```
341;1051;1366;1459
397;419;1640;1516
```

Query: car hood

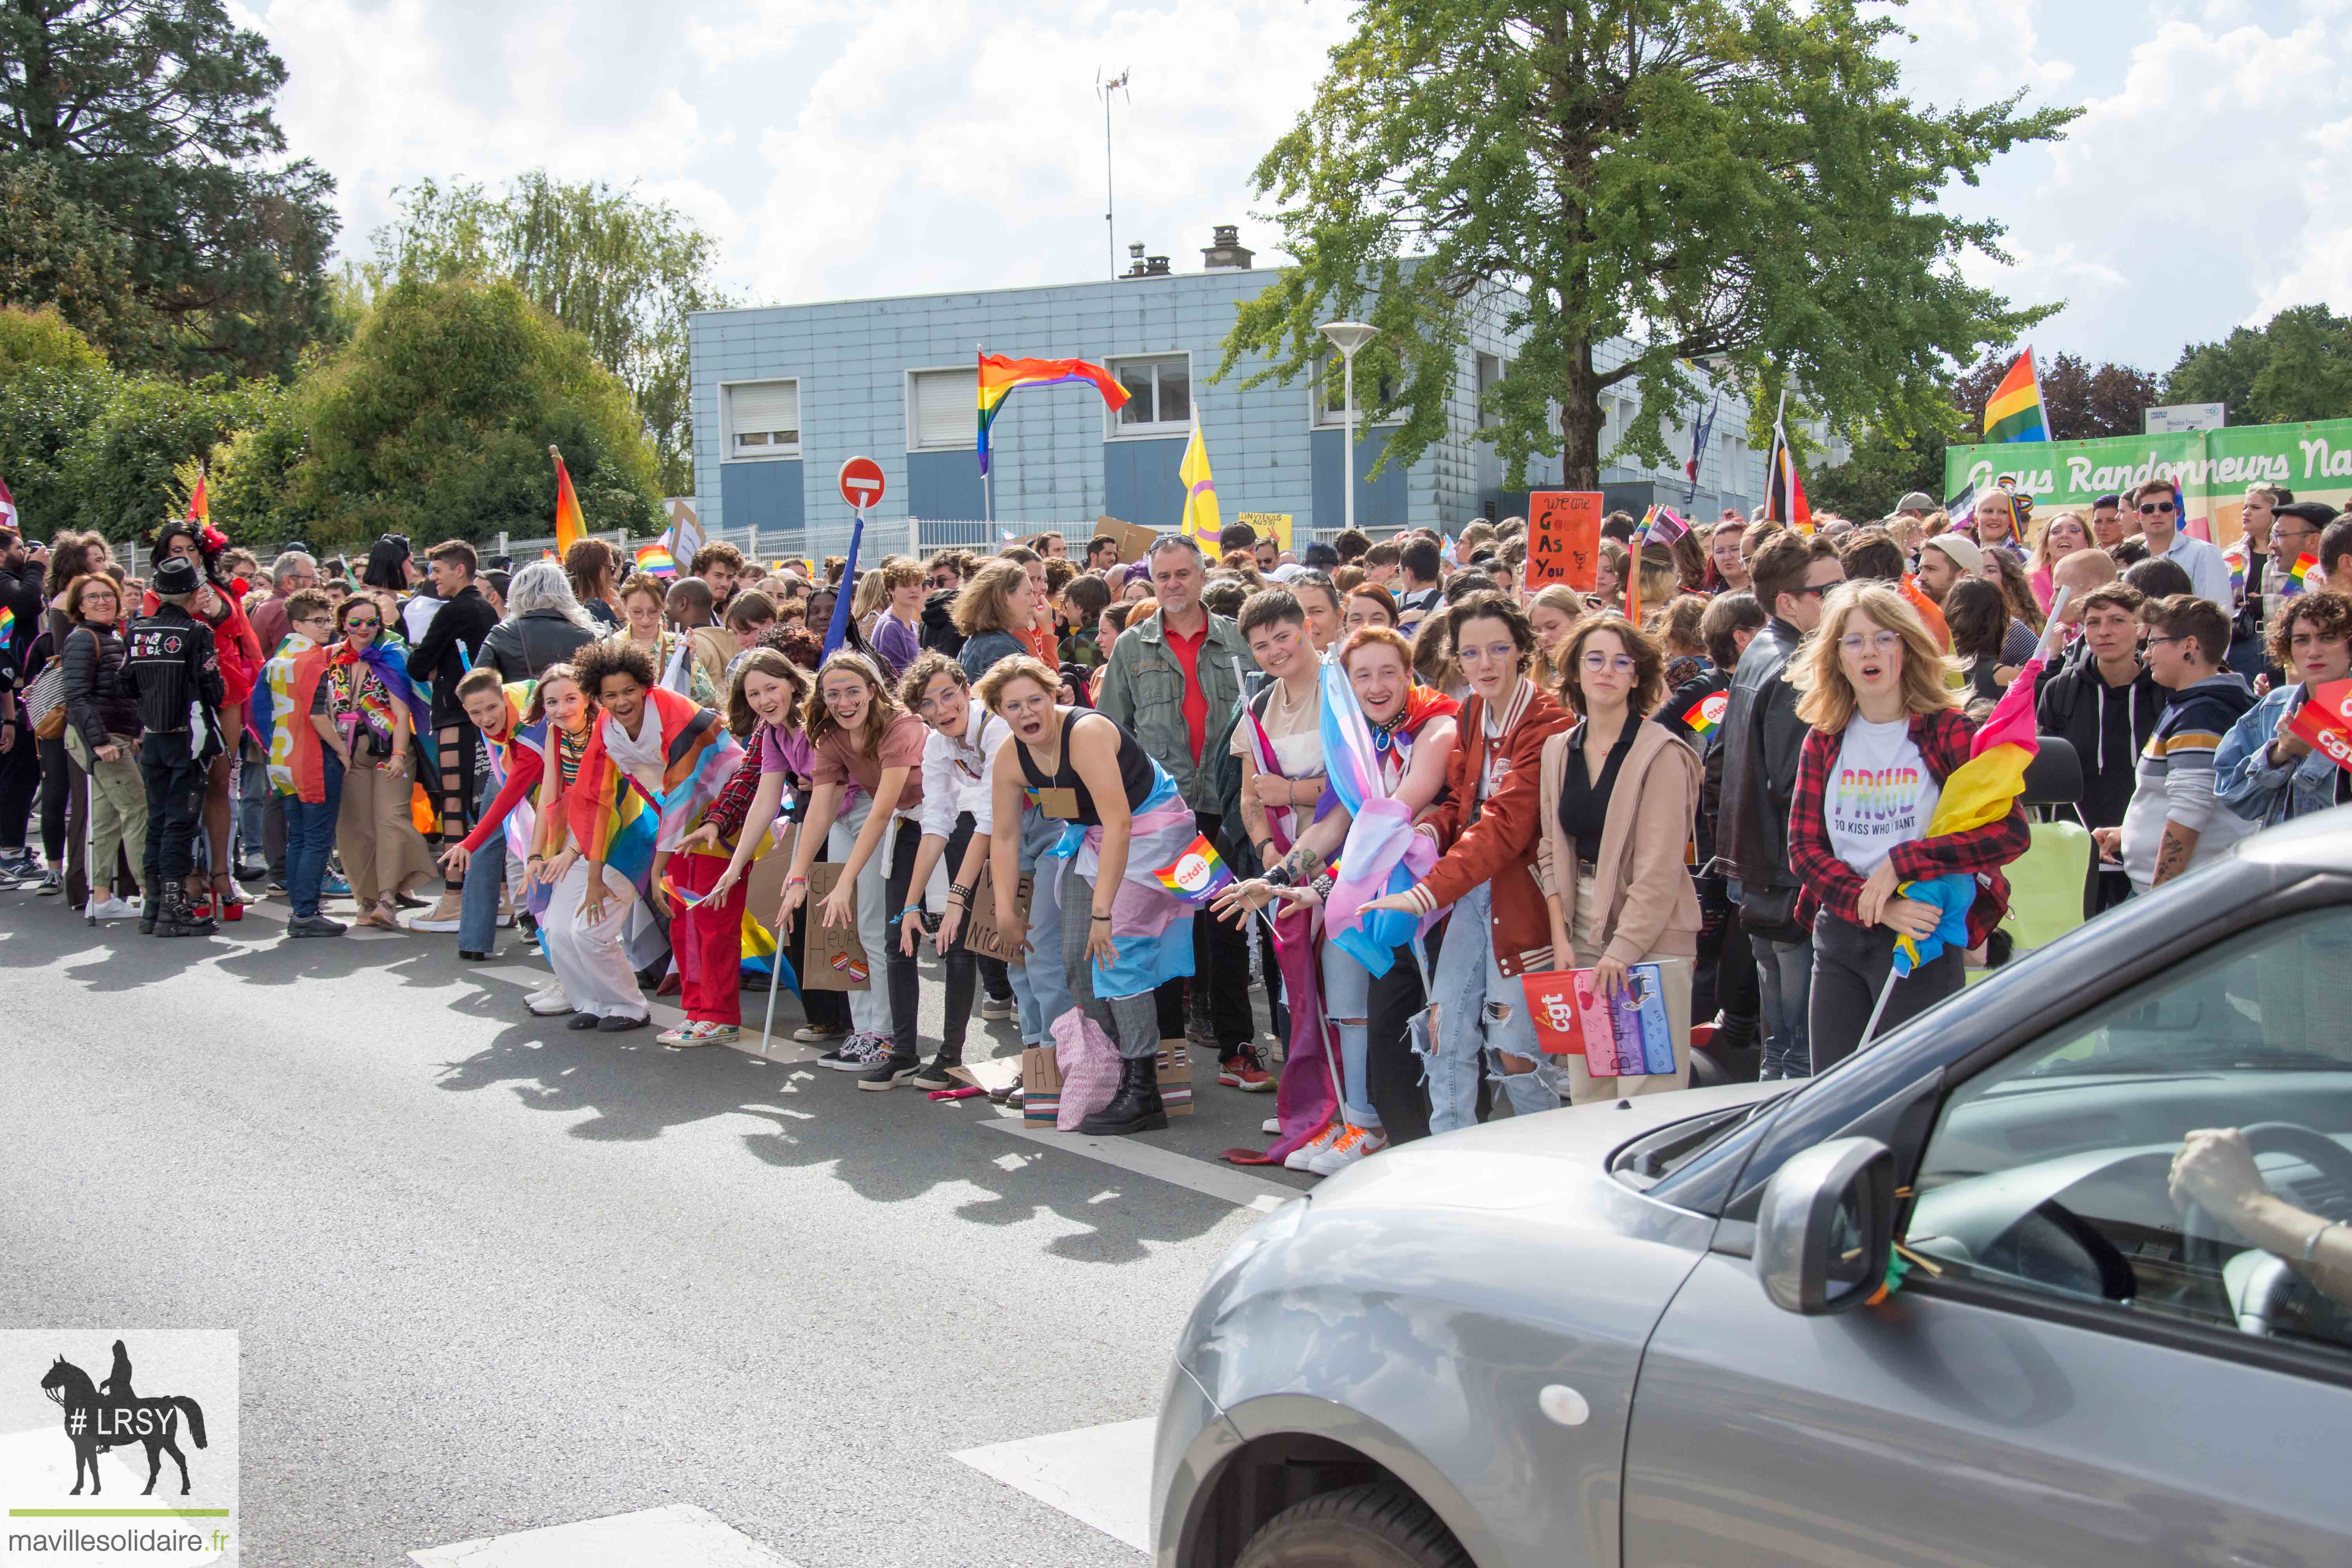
1306;1079;1782;1220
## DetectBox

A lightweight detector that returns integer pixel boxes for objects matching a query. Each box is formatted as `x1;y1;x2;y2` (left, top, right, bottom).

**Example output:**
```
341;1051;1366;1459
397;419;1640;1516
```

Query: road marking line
410;1503;799;1566
981;1120;1294;1212
953;1416;1155;1553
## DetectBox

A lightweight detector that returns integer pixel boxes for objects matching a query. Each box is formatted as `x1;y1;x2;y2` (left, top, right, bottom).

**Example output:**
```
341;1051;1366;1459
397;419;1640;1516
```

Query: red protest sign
1521;970;1584;1058
1526;492;1602;592
2289;678;2352;774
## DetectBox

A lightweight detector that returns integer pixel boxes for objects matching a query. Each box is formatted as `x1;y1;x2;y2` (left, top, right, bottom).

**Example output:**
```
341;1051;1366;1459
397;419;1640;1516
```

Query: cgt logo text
3;1329;238;1564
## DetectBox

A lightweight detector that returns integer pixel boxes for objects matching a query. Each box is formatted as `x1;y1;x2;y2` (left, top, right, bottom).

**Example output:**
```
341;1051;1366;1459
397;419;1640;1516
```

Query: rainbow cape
977;354;1129;475
1322;659;1457;976
330;639;440;817
566;684;744;855
479;682;550;918
1984;348;2051;443
257;636;333;802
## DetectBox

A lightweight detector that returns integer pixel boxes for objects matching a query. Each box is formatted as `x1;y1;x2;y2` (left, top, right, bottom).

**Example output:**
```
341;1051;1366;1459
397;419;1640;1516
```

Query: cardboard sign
743;823;795;928
2289;677;2352;773
1526;491;1603;592
799;860;870;991
1102;515;1160;564
959;866;1034;962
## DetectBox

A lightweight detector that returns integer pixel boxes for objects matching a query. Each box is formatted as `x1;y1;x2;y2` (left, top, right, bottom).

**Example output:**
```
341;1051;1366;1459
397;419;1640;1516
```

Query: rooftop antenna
1098;68;1131;279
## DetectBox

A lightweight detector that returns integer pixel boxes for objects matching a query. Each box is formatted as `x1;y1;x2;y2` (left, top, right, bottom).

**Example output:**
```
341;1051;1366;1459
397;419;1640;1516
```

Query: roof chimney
1124;241;1149;279
1144;255;1171;276
1201;225;1253;271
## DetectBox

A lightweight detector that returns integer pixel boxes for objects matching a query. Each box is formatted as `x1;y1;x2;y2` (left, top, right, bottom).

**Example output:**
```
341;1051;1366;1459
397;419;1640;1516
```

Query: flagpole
2030;345;2055;442
977;343;993;528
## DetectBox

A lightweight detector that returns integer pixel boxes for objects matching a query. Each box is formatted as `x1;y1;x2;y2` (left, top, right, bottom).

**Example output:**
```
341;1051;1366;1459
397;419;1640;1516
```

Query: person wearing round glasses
1784;582;2029;1072
1532;613;1703;1105
2129;477;2232;610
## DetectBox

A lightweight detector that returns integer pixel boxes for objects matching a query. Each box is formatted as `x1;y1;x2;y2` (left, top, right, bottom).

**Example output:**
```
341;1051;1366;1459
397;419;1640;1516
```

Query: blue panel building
686;229;1773;552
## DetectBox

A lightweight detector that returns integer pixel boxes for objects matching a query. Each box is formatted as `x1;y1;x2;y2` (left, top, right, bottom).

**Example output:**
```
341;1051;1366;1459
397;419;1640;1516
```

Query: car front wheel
1236;1482;1474;1568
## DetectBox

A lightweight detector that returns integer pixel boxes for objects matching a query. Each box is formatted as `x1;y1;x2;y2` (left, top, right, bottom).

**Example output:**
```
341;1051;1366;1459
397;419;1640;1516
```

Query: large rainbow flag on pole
550;445;585;555
1983;348;2053;443
977;354;1129;475
1179;415;1221;547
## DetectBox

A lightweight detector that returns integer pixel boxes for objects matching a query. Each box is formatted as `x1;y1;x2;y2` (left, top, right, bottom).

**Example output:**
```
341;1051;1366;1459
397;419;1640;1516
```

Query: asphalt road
0;880;1308;1565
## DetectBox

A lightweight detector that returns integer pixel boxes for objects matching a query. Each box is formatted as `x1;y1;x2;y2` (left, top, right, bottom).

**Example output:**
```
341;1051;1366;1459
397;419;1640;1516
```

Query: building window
1111;356;1192;435
726;379;800;460
909;367;976;450
1314;353;1397;428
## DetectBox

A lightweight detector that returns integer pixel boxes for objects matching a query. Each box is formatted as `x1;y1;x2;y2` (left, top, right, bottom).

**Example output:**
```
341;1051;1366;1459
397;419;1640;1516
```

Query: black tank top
1018;709;1154;826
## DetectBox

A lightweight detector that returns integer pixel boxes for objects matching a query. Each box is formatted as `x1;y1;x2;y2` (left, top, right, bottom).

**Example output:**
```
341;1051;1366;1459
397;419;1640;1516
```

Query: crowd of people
0;484;2346;1175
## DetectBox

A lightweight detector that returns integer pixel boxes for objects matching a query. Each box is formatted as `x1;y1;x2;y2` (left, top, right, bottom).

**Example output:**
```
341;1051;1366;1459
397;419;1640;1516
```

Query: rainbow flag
1679;688;1727;739
1179;416;1221;547
977;353;1129;475
2281;553;2319;598
551;445;585;555
1151;833;1234;904
1983;349;2051;443
635;541;677;578
0;606;15;646
2223;540;2247;603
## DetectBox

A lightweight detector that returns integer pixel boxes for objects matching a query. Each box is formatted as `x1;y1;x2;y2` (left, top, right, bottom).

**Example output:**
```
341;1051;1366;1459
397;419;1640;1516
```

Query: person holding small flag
1784;582;2029;1071
982;654;1199;1136
2216;590;2352;827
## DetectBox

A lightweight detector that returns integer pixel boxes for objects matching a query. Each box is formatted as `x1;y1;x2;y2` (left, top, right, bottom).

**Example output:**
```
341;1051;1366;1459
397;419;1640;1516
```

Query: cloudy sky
243;0;2347;377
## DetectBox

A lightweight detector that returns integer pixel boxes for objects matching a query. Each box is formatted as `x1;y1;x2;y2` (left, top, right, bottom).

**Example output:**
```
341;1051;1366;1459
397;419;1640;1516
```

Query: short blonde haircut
973;654;1061;714
1790;581;1956;733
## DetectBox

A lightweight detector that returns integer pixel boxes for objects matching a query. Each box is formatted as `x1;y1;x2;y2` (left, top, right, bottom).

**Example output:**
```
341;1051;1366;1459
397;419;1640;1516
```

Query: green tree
57;374;276;538
0;302;105;375
0;0;338;381
0;160;161;364
372;172;731;494
286;278;660;547
0;361;120;530
1219;0;2074;489
2167;304;2352;426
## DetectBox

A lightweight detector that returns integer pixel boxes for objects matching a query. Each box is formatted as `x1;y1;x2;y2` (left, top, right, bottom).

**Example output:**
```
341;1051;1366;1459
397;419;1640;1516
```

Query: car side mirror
1754;1136;1894;1316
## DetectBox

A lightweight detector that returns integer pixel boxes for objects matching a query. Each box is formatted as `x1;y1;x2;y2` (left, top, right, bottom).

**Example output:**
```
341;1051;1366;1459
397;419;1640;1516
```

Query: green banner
1946;418;2352;547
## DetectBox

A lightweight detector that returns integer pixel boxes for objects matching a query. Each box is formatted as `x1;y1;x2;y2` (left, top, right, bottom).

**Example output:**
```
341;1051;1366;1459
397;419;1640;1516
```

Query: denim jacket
2215;684;2345;828
1095;608;1256;811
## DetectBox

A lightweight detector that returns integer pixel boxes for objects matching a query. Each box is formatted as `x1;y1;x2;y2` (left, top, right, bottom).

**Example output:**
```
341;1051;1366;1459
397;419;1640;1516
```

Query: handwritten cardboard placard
960;865;1034;962
1101;514;1160;565
1526;491;1603;593
799;860;870;991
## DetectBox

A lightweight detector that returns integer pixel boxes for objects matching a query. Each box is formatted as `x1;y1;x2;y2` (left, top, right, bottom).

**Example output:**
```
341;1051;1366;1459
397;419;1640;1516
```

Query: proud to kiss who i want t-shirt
1822;715;1940;877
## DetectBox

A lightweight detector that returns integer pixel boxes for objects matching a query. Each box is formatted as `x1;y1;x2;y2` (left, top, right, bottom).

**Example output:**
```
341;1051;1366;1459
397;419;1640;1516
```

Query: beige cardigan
1535;718;1703;967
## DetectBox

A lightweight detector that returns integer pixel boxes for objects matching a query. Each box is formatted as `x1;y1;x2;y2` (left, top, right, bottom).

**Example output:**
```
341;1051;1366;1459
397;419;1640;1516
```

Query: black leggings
1364;942;1434;1145
1808;908;1963;1074
880;816;923;1062
0;727;38;852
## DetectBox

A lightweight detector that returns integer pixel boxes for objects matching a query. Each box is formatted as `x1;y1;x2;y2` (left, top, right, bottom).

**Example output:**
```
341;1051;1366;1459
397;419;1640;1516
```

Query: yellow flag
1179;417;1221;546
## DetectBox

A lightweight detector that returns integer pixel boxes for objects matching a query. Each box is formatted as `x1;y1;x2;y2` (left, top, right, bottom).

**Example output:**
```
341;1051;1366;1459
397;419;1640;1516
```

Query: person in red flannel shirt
1784;582;2028;1073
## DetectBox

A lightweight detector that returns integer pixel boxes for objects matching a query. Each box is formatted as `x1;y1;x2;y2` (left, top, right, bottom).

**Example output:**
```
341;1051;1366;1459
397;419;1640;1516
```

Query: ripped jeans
1319;940;1383;1129
1427;880;1558;1135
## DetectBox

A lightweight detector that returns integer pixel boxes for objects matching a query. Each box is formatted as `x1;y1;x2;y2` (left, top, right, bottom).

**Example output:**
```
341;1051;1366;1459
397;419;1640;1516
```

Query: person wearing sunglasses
1784;582;2028;1072
1532;613;1703;1105
2129;477;2232;611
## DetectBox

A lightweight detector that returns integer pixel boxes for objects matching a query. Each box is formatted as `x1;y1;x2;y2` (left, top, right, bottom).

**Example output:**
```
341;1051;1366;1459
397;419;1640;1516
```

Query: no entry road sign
838;456;886;510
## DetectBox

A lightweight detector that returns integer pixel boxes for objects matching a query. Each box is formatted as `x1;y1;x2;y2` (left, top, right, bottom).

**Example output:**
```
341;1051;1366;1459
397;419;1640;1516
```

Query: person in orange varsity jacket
1359;591;1570;1134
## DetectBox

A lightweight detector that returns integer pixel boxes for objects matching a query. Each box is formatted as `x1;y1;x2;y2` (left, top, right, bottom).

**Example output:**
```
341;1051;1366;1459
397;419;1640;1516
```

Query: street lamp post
1319;321;1376;540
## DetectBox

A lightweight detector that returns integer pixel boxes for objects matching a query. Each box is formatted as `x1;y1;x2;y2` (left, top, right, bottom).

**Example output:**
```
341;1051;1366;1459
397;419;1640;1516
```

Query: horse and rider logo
36;1339;209;1495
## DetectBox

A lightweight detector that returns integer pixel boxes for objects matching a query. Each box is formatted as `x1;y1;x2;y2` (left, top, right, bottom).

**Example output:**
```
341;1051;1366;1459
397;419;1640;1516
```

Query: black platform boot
1080;1054;1167;1135
138;893;159;935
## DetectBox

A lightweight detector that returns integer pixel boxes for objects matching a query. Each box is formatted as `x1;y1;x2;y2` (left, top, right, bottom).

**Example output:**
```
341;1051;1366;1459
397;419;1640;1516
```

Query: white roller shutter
728;380;799;454
913;368;976;448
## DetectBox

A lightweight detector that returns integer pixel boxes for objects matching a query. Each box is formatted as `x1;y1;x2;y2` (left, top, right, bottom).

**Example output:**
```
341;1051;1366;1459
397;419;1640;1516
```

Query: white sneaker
1261;1116;1281;1136
526;985;573;1016
1307;1123;1388;1176
85;895;139;922
1284;1120;1345;1171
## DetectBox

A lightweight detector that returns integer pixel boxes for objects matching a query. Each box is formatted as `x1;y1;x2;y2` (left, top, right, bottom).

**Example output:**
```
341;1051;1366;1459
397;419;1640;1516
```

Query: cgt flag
1152;834;1234;904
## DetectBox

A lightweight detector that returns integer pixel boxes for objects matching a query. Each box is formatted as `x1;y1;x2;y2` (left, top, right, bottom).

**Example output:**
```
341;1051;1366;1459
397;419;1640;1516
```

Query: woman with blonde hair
1784;581;2027;1071
1525;583;1586;689
2025;511;2091;613
1535;612;1702;1103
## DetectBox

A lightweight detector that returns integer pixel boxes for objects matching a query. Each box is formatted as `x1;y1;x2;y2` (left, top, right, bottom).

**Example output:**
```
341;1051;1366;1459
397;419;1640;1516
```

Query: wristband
950;882;975;902
786;875;808;887
1263;862;1296;889
1091;912;1112;921
898;904;923;920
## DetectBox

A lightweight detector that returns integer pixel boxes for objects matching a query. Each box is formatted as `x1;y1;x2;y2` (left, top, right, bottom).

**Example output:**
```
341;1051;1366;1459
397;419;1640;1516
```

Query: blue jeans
1755;931;1814;1080
459;771;505;953
283;754;345;918
1005;808;1069;1044
1319;940;1381;1127
236;739;268;865
1427;880;1557;1134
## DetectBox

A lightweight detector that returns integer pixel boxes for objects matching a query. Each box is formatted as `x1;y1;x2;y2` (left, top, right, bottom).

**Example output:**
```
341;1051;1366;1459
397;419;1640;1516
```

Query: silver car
1154;810;2352;1566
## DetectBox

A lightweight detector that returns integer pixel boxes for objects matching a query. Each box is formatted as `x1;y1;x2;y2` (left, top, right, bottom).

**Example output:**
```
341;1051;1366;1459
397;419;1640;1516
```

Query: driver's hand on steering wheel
2170;1127;2267;1224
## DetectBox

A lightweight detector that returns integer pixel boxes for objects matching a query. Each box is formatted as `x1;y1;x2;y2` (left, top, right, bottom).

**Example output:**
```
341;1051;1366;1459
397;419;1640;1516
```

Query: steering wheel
2181;1121;2352;1277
